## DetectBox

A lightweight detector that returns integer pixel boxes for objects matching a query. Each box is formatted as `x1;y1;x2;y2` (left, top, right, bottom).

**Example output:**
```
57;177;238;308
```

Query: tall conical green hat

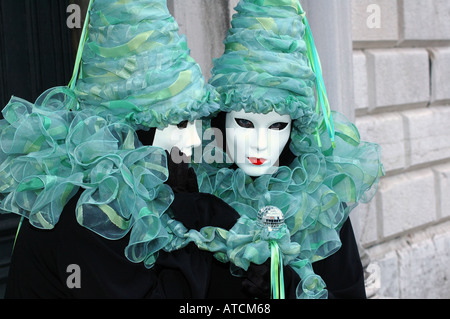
210;0;337;145
210;0;317;131
74;0;218;129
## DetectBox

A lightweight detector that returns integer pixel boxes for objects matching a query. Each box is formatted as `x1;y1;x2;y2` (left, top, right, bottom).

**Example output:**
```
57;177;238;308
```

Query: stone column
301;0;355;120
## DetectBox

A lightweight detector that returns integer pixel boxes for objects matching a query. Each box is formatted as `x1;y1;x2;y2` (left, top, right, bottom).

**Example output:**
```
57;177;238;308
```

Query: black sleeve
312;218;367;299
5;191;159;299
152;192;245;299
6;190;243;299
165;192;239;231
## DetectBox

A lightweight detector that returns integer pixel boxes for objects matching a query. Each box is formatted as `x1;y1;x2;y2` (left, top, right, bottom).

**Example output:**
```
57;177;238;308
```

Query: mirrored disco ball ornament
257;206;285;232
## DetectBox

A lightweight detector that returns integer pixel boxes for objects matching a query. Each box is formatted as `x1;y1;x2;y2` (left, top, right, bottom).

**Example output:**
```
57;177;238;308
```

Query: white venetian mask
225;109;291;177
152;120;201;158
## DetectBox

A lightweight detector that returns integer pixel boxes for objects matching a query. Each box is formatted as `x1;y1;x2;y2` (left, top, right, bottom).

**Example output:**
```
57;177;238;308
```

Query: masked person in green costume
1;0;244;298
193;0;384;298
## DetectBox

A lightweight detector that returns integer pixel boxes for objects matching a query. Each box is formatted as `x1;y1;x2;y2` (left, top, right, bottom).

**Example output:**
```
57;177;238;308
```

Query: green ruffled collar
191;111;383;298
0;86;238;272
193;164;339;299
0;87;178;268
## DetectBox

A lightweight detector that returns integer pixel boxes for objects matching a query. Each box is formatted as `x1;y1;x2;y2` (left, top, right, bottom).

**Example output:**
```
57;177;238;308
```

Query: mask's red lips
248;157;267;166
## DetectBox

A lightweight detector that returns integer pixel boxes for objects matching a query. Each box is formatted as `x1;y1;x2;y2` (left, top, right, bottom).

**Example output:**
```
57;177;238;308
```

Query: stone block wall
352;0;450;298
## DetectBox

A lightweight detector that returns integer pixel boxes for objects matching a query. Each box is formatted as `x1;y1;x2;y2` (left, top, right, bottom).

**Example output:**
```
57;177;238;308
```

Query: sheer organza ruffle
0;86;238;268
0;87;177;268
193;111;383;298
74;0;219;130
0;87;79;227
161;213;230;262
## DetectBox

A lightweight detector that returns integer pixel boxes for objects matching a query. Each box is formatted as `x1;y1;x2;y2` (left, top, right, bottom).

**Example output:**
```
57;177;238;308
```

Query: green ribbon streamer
270;240;285;299
12;216;25;256
68;0;94;89
297;1;336;148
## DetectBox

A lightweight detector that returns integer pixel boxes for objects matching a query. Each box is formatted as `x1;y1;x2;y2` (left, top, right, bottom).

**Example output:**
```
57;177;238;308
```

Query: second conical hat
75;0;218;129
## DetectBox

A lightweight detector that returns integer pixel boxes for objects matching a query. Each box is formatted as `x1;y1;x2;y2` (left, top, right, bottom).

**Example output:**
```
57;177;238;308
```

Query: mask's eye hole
235;118;254;128
269;122;289;130
177;120;188;129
